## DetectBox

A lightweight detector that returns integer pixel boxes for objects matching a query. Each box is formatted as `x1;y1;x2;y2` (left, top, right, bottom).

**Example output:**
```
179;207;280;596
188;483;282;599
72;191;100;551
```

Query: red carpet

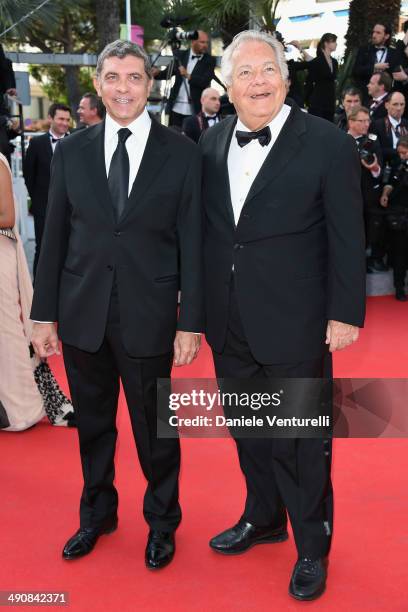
1;296;408;611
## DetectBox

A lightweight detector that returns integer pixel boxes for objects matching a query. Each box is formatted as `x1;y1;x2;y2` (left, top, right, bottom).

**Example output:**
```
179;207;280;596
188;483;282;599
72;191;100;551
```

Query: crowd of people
0;20;406;603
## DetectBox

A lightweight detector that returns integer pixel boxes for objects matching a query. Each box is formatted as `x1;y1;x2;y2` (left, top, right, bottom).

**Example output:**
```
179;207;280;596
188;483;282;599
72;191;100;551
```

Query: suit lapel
80;121;115;223
242;104;306;209
119;119;170;224
215;116;237;227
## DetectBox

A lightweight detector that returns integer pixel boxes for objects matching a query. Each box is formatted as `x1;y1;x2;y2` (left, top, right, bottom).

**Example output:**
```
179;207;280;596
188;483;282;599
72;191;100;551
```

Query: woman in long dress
0;152;74;431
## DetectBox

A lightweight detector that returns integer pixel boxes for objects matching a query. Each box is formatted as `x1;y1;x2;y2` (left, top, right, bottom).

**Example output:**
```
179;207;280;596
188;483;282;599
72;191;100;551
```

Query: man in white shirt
23;103;71;278
200;30;366;601
153;31;218;128
30;40;203;570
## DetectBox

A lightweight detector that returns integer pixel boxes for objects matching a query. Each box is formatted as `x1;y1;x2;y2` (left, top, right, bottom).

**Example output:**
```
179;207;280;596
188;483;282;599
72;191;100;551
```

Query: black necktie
235;126;271;147
395;123;401;138
108;128;132;220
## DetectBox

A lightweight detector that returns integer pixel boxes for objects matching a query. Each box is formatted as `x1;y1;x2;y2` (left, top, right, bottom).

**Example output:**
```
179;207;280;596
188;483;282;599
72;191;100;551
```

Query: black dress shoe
209;518;288;555
145;530;175;570
395;287;407;301
289;557;327;601
62;516;118;560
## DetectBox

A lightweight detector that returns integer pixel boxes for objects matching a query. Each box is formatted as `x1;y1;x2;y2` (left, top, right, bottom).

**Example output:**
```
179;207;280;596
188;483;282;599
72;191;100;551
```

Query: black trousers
212;282;333;559
62;286;181;532
169;110;190;129
389;229;408;288
33;212;46;281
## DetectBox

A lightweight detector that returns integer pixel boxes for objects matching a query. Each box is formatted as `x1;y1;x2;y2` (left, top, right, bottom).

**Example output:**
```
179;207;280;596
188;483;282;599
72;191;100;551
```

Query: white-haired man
200;31;366;601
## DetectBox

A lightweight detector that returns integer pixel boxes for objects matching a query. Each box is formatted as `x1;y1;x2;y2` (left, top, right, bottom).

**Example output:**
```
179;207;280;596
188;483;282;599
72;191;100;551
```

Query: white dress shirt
375;47;388;63
49;130;68;152
172;51;201;116
104;109;151;196
388;114;401;149
228;104;291;225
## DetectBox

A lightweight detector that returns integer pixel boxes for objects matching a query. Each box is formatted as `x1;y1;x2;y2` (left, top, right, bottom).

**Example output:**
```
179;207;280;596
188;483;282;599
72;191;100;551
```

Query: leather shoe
145;530;175;570
289;557;327;601
62;516;118;560
396;287;407;301
209;518;288;555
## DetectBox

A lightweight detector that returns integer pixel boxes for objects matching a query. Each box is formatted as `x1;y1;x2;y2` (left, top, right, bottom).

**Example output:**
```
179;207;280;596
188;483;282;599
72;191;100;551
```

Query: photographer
348;106;386;272
380;135;408;300
153;30;218;128
0;42;17;165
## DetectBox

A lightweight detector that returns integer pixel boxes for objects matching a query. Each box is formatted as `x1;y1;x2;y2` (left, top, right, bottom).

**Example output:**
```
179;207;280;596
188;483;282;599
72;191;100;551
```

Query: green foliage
29;64;94;106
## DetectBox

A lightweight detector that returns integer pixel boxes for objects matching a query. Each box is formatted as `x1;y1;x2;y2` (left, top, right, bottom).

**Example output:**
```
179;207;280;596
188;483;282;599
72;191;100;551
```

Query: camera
160;16;198;45
358;134;378;165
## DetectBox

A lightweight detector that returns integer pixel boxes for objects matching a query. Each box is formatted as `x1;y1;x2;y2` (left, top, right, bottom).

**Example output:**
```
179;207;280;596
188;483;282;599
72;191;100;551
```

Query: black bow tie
236;126;271;148
376;47;386;52
206;115;217;120
191;54;202;59
51;137;61;143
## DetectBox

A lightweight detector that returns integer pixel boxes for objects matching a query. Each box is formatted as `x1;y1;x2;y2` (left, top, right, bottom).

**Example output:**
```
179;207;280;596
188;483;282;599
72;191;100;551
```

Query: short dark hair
371;71;393;92
48;102;71;118
397;135;408;149
81;92;105;119
342;87;362;101
403;20;408;34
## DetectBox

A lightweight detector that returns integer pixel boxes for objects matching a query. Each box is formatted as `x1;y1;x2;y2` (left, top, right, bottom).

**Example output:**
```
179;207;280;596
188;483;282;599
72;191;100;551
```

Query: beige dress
0;153;48;430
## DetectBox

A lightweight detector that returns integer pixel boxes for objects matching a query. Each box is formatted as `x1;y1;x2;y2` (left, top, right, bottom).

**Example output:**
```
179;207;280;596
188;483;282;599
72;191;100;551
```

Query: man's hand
173;331;201;366
326;320;359;352
374;62;389;71
361;154;380;174
178;66;189;78
392;69;408;82
31;322;60;359
6;88;17;97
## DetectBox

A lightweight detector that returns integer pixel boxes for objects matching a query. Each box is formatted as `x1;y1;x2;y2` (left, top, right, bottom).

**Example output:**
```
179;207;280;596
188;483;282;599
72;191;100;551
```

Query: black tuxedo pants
212;282;333;559
62;286;181;532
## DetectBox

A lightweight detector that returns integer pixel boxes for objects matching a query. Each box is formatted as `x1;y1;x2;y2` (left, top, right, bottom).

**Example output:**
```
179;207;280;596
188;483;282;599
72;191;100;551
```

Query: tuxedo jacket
156;50;217;114
182;112;221;143
369;97;388;122
23;133;53;216
30;118;204;357
353;44;400;88
200;103;366;364
371;116;408;164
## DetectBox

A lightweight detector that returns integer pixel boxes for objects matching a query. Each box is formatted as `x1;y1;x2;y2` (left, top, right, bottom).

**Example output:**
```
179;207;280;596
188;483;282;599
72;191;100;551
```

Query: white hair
221;30;289;86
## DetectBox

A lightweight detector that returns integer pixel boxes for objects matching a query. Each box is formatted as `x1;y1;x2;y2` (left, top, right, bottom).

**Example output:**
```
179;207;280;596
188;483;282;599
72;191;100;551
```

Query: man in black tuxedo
182;87;221;143
23;103;71;278
153;31;218;128
367;72;392;121
372;91;408;164
353;23;399;101
334;87;362;131
30;40;203;569
200;31;365;601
